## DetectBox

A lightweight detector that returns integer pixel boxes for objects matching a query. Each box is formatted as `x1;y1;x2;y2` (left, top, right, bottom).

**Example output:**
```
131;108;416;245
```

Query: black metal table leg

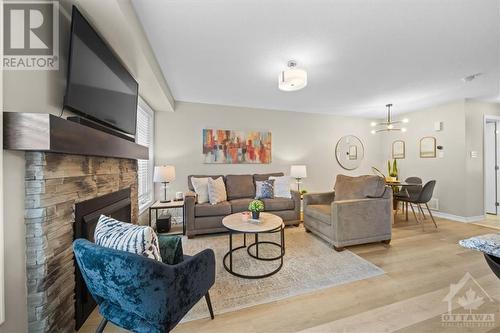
229;230;233;271
223;225;285;279
255;233;259;257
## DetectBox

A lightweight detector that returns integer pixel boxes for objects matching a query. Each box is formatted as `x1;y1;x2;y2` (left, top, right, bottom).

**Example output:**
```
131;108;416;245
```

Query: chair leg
409;203;419;223
425;203;438;228
418;204;426;219
405;202;408;221
205;292;214;320
96;319;108;333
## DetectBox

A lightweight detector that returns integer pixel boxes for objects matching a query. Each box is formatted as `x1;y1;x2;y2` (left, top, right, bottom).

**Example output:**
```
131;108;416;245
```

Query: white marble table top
459;233;500;257
222;212;283;233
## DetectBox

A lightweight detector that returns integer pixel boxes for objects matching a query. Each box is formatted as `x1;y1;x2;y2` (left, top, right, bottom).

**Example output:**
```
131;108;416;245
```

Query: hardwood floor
80;216;500;333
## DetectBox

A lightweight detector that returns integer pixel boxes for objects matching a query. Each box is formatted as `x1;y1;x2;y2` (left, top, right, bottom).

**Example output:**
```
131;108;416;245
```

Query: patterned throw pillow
94;215;162;262
255;180;274;199
208;177;227;205
191;177;209;204
269;176;292;198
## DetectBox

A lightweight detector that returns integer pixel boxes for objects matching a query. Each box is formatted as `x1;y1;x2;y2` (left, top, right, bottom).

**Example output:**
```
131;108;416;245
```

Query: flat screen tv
64;6;138;135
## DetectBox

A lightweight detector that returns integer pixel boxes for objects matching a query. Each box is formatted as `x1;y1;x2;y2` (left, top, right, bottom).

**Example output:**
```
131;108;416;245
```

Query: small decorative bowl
241;212;250;222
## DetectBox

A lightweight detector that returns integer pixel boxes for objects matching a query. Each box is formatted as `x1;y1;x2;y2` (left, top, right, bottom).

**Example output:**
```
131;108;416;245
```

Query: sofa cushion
226;175;255;200
195;201;231;217
334;175;386;201
255;180;274;199
253;172;284;183
191;177;209;204
270;176;292;198
188;175;225;191
208;177;227;204
230;198;253;213
304;205;331;225
262;198;295;211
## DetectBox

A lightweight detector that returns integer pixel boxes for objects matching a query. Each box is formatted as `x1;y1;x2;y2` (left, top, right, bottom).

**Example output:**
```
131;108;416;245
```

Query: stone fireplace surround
25;152;138;332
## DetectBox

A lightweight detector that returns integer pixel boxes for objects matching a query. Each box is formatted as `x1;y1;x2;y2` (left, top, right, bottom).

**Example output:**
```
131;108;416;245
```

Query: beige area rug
181;225;384;322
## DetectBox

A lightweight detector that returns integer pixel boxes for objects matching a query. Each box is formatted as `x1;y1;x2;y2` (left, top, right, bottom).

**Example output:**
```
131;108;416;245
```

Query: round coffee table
222;212;285;279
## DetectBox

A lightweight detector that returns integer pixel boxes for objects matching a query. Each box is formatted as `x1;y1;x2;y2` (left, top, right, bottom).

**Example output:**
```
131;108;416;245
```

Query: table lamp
154;165;176;202
290;165;307;192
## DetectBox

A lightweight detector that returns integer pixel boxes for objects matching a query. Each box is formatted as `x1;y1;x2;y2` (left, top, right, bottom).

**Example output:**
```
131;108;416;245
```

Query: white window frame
136;97;155;215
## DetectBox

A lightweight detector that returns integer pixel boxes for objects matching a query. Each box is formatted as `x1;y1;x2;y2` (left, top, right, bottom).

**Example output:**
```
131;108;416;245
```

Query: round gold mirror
335;135;364;170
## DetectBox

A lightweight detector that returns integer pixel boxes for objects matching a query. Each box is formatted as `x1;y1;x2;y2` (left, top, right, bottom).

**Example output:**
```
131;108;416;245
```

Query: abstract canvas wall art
203;129;272;164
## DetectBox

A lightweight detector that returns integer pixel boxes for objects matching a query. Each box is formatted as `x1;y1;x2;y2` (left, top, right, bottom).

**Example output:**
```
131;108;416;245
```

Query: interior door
485;122;498;214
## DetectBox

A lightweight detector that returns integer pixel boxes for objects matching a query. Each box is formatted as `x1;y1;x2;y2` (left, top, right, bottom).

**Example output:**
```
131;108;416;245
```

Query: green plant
248;200;264;212
391;159;398;177
300;189;308;195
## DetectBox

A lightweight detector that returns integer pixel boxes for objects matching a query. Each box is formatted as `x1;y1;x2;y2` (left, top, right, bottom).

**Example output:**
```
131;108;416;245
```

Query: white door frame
483;115;500;215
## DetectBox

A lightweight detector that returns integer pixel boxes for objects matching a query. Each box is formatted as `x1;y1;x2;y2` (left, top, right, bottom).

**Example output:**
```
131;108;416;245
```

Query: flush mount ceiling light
370;104;409;134
278;60;307;92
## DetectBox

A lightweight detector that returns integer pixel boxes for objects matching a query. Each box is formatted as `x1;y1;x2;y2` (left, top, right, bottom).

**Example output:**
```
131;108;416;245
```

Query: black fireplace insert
73;187;132;330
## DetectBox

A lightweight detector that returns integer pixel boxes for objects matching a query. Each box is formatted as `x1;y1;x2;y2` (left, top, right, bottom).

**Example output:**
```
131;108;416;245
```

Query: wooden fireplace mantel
3;112;148;160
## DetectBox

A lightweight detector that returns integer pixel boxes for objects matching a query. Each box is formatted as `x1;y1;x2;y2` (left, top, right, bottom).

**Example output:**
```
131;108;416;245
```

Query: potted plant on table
248;200;264;220
387;159;398;182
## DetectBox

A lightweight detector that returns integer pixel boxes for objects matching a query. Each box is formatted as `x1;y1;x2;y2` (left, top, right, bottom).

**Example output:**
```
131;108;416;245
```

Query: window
136;98;154;214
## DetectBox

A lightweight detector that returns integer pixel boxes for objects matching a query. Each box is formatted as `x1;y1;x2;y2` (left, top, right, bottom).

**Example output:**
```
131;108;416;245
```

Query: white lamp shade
278;68;307;92
154;165;175;183
290;165;307;178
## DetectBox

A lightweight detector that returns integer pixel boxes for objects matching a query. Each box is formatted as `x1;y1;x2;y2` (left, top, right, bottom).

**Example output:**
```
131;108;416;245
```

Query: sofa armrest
184;192;197;234
331;197;392;243
303;192;335;206
291;190;301;220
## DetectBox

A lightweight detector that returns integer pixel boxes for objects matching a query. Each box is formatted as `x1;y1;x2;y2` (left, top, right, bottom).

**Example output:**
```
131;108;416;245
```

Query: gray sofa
303;175;392;251
184;173;301;238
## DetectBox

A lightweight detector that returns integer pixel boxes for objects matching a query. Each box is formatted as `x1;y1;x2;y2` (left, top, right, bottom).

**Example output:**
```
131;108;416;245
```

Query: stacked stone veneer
24;152;138;332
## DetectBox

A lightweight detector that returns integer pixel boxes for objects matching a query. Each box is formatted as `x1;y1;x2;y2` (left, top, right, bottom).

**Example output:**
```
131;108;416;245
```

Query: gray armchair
303;175;392;251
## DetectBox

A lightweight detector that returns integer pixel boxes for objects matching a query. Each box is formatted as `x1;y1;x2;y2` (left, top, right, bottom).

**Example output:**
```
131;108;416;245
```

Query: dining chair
399;180;437;230
394;177;422;220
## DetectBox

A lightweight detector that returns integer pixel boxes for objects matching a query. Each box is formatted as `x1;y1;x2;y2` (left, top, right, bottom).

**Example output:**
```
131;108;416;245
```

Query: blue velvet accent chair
73;235;216;333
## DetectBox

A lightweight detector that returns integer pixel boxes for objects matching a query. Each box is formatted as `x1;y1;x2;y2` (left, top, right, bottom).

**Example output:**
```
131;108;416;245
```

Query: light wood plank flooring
80;216;500;333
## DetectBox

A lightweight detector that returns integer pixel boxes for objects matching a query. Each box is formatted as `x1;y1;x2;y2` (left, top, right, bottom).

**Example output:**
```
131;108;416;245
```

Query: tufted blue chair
73;236;216;333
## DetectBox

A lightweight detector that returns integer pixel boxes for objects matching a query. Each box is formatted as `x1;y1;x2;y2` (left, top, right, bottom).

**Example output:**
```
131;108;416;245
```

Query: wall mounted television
64;6;138;136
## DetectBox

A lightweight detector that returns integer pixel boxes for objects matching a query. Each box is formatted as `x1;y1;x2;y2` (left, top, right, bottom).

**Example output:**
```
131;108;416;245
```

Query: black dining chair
399;180;437;230
394;177;422;220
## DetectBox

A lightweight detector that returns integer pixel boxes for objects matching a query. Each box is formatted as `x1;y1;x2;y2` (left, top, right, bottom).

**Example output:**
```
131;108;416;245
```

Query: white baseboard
431;210;485;223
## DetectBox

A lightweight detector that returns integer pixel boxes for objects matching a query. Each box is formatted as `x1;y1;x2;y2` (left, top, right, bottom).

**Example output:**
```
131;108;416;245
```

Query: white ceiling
132;0;500;117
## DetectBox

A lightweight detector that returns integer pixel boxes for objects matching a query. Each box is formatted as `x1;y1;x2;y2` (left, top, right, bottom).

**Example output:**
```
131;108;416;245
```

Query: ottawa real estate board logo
442;272;495;328
2;1;59;70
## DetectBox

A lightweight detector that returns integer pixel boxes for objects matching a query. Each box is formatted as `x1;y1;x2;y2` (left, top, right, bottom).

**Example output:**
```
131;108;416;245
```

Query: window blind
136;99;154;213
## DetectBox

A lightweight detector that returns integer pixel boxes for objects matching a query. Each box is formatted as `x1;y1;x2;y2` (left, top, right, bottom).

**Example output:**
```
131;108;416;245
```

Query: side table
148;200;185;235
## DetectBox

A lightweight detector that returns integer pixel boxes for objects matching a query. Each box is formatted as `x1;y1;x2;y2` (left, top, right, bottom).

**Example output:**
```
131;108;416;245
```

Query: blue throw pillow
255;180;274;199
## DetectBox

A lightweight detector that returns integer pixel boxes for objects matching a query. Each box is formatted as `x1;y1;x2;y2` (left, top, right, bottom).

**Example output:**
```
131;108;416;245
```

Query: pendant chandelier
370;104;408;134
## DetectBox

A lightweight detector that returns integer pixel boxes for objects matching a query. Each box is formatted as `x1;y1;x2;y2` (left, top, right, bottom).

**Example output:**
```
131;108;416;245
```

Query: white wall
464;100;500;217
154;102;383;197
380;101;468;217
379;99;500;220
